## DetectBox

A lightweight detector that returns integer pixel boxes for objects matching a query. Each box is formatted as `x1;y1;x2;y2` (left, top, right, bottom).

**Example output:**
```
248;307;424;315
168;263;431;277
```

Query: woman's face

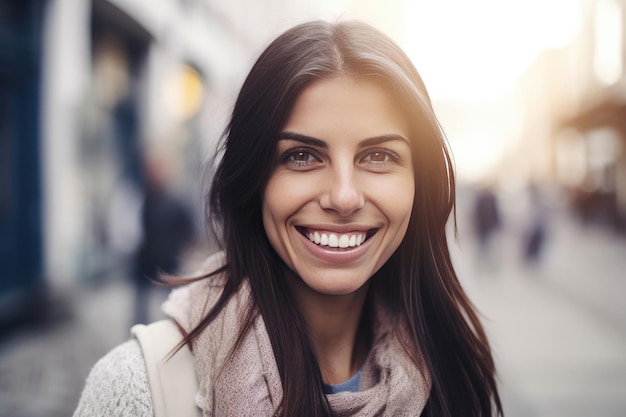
262;75;414;296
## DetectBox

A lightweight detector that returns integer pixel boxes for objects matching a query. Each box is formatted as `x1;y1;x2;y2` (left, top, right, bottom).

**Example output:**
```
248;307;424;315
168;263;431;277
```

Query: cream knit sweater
73;339;153;417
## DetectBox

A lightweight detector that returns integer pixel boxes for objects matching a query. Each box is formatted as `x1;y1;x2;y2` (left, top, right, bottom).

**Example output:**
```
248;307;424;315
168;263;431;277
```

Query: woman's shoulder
162;251;229;329
177;250;229;290
73;340;153;417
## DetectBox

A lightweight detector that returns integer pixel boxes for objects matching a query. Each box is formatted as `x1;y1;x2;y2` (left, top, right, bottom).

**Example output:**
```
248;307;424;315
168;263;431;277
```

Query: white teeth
306;231;367;248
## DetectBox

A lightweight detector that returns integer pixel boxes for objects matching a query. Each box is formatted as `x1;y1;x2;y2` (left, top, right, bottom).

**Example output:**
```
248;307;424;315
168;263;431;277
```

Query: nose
319;165;365;216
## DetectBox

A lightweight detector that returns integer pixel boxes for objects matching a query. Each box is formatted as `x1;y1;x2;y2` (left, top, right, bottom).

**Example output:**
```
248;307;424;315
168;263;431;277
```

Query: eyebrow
278;132;327;148
278;131;410;148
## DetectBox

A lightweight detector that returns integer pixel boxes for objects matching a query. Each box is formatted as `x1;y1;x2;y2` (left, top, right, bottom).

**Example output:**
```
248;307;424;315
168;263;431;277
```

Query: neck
285;270;371;384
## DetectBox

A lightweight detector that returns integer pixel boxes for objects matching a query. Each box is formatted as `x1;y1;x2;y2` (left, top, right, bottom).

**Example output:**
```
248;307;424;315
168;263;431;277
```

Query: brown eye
360;149;401;170
280;147;322;170
293;151;310;161
370;151;385;162
362;150;393;164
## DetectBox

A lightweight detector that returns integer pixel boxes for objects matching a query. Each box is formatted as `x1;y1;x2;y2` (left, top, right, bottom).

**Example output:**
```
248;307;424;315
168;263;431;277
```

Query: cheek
388;184;414;254
262;180;283;239
262;192;286;262
392;192;414;241
377;174;415;222
261;174;306;250
263;174;303;222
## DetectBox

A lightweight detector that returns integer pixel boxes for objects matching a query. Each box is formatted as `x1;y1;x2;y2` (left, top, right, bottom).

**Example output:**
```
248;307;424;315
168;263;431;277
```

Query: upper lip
296;224;375;234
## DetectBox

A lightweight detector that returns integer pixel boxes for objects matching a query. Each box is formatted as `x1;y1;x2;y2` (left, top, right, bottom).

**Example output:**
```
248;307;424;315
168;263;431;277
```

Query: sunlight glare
403;0;583;101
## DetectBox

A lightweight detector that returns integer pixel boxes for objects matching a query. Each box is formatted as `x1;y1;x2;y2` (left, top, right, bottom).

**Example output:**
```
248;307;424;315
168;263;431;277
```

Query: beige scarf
162;252;431;416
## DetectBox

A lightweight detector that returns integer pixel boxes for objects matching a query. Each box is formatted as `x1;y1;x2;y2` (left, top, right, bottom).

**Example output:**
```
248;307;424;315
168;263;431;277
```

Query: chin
299;272;371;297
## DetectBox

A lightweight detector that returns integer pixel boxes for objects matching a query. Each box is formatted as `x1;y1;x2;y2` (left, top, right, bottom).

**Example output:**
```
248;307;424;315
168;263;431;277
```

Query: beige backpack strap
132;319;201;417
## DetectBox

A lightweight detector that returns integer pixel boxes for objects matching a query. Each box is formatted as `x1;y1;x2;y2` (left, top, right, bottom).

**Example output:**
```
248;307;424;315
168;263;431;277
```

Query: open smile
296;227;378;249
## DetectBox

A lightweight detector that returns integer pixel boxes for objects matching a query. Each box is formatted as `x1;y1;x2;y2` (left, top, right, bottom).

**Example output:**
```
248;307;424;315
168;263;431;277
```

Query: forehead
282;76;411;144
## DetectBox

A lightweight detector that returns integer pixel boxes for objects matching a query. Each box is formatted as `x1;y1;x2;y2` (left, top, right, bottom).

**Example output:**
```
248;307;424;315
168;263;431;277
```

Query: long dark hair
184;20;502;416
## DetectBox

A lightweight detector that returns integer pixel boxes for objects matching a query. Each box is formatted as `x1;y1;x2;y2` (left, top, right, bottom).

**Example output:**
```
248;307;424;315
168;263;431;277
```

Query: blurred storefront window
556;129;587;188
76;0;151;281
171;64;204;122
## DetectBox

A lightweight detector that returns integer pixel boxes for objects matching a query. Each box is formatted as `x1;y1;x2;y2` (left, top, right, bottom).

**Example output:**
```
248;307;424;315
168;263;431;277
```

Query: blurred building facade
557;0;626;230
2;0;363;326
507;0;626;230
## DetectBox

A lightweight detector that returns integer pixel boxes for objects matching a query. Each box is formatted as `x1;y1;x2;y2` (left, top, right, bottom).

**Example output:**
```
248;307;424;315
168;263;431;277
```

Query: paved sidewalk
0;278;167;417
451;213;626;417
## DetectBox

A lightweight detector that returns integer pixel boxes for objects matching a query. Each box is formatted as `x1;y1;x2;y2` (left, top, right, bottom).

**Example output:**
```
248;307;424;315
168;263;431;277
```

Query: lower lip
299;232;372;264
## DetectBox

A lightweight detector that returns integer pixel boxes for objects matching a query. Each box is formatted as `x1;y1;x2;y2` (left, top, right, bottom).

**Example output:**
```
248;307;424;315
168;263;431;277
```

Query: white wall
42;0;92;287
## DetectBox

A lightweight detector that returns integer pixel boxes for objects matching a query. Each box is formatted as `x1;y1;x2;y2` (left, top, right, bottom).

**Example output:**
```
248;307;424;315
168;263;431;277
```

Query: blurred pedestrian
133;152;194;325
74;20;502;417
523;182;548;264
472;184;501;268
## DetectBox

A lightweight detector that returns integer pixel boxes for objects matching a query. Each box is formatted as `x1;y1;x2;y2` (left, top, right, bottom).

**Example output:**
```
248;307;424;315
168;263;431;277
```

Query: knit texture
73;340;153;417
162;252;431;416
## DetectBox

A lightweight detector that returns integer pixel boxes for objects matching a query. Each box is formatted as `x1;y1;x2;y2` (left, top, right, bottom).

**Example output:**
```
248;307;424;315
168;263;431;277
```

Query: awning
564;96;626;138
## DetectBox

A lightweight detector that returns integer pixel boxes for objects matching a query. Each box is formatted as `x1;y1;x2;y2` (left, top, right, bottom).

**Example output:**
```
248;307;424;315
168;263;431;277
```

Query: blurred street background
1;0;625;416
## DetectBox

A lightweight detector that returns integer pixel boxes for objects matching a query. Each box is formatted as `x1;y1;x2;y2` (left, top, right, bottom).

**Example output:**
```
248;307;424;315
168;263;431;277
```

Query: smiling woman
74;20;503;417
263;76;414;299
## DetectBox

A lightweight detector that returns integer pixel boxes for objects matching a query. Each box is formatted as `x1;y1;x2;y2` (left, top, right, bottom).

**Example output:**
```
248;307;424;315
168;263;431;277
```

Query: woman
74;20;502;417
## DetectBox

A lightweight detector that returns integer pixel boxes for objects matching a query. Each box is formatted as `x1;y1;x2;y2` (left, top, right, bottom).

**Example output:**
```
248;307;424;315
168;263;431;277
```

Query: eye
280;148;322;169
291;150;314;162
368;151;387;162
360;149;399;167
